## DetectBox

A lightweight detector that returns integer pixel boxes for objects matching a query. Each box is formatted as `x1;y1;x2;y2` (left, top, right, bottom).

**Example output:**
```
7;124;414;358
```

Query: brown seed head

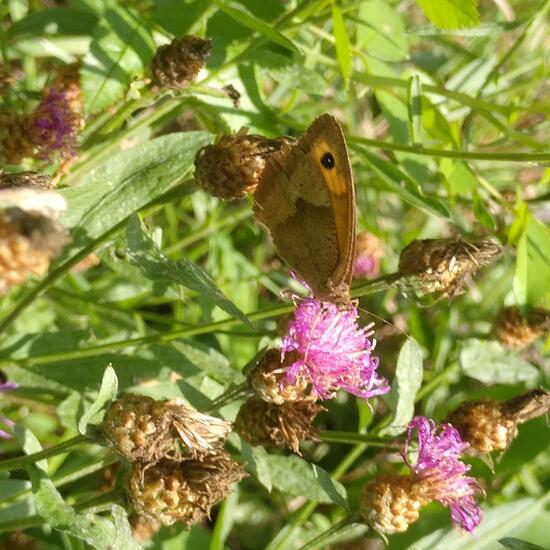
249;348;310;404
234;396;325;455
103;394;231;463
128;451;246;527
359;474;428;534
0;110;33;165
151;36;212;90
194;129;295;200
493;306;550;348
0;188;68;295
397;238;502;298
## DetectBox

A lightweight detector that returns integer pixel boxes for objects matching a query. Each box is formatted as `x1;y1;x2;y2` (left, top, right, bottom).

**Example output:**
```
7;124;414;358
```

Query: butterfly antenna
356;305;412;341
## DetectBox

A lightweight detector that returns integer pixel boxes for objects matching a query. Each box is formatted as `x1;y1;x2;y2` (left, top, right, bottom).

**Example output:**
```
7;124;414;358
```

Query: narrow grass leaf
332;2;352;87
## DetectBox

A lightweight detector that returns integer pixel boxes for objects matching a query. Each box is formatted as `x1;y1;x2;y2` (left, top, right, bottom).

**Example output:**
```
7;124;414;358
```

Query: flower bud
103;394;231;463
397;238;502;298
353;231;383;279
194;130;295;200
447;389;550;454
359;474;425;534
234;396;325;454
493;306;550;348
151;36;212;90
249;348;310;404
128;452;246;526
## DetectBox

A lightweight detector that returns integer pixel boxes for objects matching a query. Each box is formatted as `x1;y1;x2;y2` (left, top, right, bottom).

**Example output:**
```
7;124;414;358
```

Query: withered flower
0;187;68;295
234;396;325;455
128;451;246;527
446;389;550;454
353;231;383;279
194;129;294;200
397;237;502;298
151;35;212;90
493;306;550;348
0;111;33;165
103;394;231;463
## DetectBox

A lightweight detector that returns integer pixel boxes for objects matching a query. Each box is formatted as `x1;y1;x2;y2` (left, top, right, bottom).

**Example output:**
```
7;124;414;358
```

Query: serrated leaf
81;6;155;113
213;0;299;54
127;216;248;323
14;426;139;550
382;338;423;436
260;455;348;509
415;0;479;30
60;131;212;256
78;364;118;435
459;339;539;384
332;3;352;87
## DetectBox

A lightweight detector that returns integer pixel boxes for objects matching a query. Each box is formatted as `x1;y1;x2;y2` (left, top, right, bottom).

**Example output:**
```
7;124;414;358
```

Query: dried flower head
397;238;502;298
249;348;310;404
194;129;295;200
0;188;67;295
280;298;389;401
353;231;383;279
0;110;33;165
493;306;550;348
128;451;246;527
234;396;325;454
0;171;53;190
446;389;550;454
403;416;482;532
359;474;426;534
103;394;231;463
151;35;212;90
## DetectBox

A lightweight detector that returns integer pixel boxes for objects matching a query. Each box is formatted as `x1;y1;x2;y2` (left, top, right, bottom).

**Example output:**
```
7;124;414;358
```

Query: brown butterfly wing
253;114;356;301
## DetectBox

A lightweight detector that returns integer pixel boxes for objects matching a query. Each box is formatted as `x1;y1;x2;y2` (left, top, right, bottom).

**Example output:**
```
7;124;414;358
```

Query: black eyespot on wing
321;152;335;169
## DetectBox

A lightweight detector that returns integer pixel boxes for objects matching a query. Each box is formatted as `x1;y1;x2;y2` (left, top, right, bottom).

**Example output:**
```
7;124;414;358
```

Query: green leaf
152;0;209;36
260;455;348;509
357;0;408;62
356;148;451;220
514;214;550;306
78;364;118;435
126;216;249;323
7;7;98;40
439;159;478;197
14;426;139;550
332;2;352;87
459;339;539;384
415;0;479;29
499;538;548;550
382;338;423;436
407;75;423;145
60;131;212;256
408;496;550;549
213;0;300;54
81;6;155;113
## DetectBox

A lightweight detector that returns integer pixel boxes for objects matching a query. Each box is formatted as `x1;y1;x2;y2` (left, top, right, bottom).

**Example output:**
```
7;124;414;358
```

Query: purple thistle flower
280;299;390;401
28;88;78;160
402;416;483;532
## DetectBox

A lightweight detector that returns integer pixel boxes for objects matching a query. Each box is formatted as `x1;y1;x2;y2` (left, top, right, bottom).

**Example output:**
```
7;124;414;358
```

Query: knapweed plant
0;1;549;549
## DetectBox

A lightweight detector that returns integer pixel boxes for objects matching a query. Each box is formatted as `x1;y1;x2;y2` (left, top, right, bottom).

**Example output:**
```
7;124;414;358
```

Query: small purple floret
403;416;482;532
280;299;390;401
353;255;380;279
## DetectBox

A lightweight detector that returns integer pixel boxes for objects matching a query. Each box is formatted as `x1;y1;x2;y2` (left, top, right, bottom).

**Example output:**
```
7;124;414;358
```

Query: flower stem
320;430;400;448
0;434;88;472
297;515;364;550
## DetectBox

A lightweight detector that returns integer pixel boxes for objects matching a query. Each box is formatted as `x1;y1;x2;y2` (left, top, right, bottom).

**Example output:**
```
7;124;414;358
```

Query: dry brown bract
128;451;246;527
446;389;550;454
493;306;550;348
397;237;502;298
103;394;231;463
234;396;325;455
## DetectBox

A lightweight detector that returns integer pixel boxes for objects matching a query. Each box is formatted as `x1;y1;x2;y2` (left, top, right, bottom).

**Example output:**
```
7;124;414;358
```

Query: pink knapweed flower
403;416;483;532
280;299;389;401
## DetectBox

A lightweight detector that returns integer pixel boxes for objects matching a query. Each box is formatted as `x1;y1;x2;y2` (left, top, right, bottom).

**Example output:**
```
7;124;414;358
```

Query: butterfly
253;114;356;305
